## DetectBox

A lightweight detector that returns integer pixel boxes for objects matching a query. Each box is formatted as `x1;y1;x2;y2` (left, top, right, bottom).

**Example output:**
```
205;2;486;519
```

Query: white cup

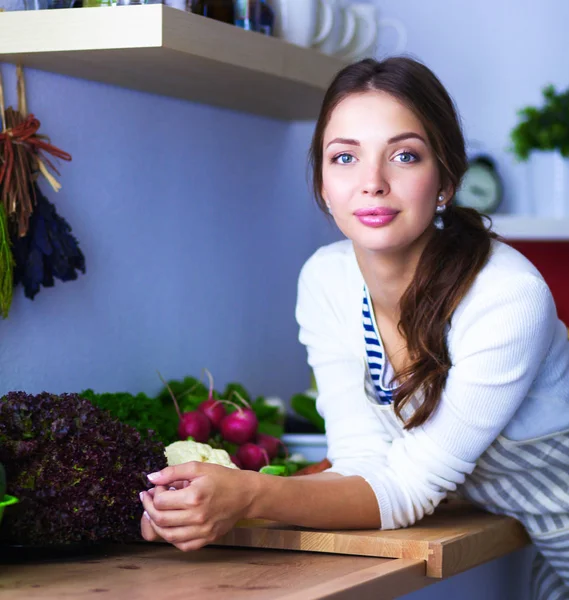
266;0;334;48
340;4;407;61
312;0;357;57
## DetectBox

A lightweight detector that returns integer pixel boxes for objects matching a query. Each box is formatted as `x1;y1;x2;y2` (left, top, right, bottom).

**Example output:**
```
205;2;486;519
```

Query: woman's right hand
140;485;168;542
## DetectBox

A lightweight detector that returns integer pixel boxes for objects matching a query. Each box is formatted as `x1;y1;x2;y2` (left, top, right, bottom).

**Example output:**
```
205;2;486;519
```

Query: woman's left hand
140;462;257;552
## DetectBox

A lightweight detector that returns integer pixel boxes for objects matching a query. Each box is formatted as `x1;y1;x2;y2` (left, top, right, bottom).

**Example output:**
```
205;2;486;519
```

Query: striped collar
362;285;399;405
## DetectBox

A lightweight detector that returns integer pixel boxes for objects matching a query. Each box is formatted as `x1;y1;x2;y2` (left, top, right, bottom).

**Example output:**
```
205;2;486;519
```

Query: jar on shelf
234;0;274;35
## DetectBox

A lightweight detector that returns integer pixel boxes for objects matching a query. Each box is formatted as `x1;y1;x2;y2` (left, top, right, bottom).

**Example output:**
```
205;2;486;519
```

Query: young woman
140;58;569;600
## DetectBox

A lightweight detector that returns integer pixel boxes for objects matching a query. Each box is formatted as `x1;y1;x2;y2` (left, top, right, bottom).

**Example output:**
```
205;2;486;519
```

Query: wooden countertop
1;544;431;600
0;503;530;599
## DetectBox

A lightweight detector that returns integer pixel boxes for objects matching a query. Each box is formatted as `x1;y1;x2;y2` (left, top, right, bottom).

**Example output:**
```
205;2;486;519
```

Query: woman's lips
354;207;399;228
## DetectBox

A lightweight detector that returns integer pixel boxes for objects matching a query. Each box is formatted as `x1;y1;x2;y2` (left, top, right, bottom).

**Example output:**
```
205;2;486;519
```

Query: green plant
290;393;325;433
510;84;569;161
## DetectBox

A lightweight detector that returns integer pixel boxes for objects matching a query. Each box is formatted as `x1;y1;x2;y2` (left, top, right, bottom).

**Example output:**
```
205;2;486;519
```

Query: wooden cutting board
214;502;530;578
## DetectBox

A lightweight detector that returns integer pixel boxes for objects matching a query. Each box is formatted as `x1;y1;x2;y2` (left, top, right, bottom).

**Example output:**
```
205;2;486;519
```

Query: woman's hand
139;462;257;552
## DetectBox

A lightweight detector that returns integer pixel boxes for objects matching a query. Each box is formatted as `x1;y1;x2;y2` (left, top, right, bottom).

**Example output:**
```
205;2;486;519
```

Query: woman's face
321;91;447;254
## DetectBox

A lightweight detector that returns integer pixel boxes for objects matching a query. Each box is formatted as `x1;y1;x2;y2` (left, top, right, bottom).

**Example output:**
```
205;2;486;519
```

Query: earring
326;202;333;215
434;197;446;230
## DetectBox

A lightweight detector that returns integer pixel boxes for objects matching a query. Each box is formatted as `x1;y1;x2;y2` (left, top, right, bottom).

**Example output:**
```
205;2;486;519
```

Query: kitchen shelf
490;215;569;240
0;5;346;120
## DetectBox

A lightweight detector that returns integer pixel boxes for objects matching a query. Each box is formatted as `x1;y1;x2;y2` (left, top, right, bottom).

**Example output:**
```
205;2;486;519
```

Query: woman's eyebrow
387;132;426;145
326;137;360;149
325;132;426;149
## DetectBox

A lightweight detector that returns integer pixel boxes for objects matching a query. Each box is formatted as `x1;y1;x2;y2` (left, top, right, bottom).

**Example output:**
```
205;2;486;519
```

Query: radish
198;399;226;430
237;443;270;471
256;432;288;460
219;406;258;445
158;370;212;443
178;410;211;443
197;369;226;429
214;391;258;445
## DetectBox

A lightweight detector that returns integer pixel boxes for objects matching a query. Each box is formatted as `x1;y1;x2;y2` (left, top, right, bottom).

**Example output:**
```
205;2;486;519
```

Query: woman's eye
334;153;355;165
394;151;418;163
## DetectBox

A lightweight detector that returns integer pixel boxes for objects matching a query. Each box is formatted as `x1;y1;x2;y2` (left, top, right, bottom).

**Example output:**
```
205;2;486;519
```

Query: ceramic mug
340;3;407;61
266;0;334;48
312;0;357;57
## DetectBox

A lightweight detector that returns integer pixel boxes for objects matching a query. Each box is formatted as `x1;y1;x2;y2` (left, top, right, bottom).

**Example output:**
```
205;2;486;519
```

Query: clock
455;155;503;214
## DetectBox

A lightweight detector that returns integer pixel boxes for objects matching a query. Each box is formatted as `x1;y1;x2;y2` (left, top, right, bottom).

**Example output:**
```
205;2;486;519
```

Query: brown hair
309;57;498;430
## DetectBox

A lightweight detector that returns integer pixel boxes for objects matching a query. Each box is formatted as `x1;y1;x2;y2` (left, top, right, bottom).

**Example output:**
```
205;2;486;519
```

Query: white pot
528;150;569;218
281;433;327;463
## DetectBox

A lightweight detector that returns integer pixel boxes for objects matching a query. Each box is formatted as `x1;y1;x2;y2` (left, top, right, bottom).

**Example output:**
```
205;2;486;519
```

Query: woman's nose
361;164;390;197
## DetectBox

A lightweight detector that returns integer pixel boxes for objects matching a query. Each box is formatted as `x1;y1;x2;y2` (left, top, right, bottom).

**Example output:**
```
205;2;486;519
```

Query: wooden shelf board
490;215;569;240
0;5;346;120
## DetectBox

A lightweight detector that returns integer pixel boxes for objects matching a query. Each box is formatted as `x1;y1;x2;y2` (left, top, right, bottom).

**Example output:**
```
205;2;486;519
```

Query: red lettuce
0;391;166;546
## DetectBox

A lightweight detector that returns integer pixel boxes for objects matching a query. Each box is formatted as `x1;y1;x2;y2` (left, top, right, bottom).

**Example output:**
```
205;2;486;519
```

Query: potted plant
0;461;18;528
509;84;569;218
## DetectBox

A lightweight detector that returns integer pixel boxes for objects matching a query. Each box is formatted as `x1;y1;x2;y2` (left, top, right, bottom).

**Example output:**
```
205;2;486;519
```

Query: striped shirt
362;286;396;406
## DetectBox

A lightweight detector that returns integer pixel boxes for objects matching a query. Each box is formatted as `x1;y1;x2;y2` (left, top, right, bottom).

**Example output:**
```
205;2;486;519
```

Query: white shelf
489;216;569;241
0;5;346;120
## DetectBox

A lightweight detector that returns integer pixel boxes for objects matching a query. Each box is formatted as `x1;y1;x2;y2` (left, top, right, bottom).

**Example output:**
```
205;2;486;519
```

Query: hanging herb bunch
0;65;85;318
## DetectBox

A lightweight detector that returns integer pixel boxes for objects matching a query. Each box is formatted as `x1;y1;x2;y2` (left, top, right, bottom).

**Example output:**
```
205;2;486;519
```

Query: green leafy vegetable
259;465;287;476
261;457;311;476
157;376;209;408
80;389;178;445
0;391;166;546
179;394;209;415
222;382;251;403
290;393;325;433
251;397;284;438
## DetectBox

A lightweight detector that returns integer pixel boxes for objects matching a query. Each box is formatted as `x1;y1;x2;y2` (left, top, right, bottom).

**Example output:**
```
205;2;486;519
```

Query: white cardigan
295;239;569;530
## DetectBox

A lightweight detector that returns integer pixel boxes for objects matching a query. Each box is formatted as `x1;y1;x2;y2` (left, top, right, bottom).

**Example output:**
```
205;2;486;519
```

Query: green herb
510;84;569;161
80;389;178;445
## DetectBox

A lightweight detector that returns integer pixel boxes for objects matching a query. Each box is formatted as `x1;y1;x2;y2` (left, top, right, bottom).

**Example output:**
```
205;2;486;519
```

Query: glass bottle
233;0;254;30
190;0;234;24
